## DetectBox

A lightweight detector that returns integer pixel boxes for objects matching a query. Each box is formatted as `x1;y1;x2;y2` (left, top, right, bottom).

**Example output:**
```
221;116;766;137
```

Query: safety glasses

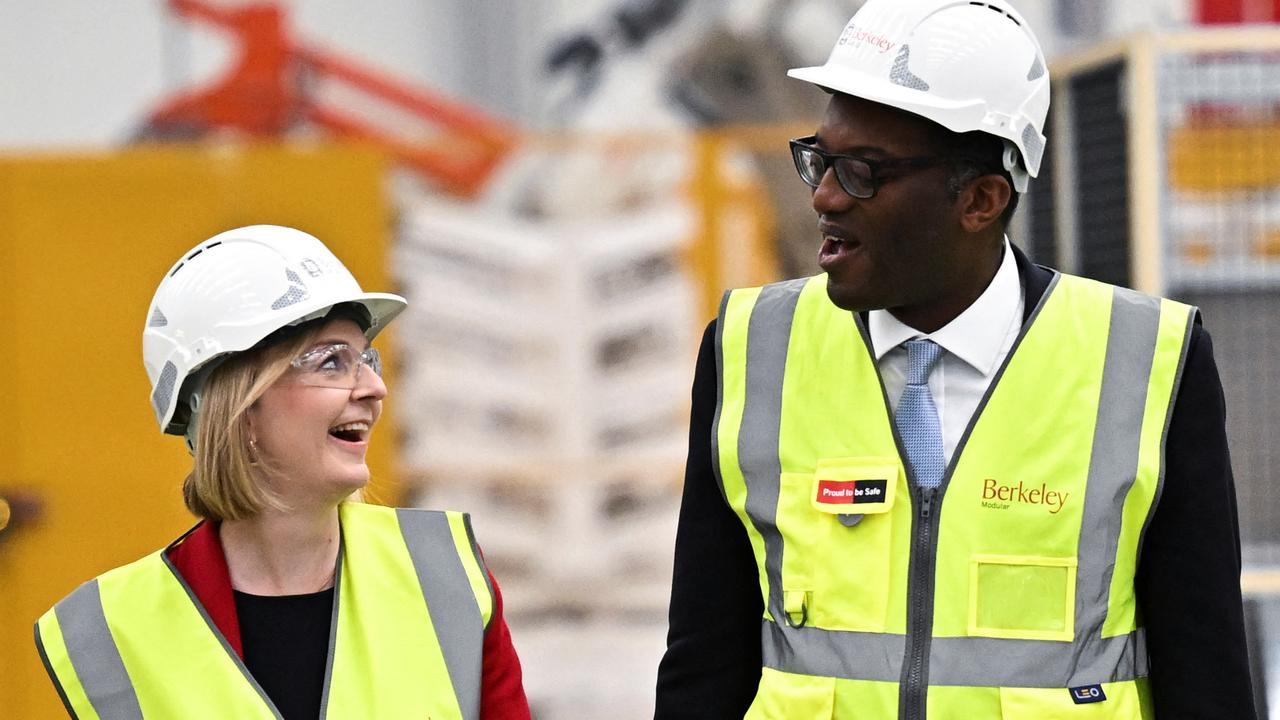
789;135;955;199
286;343;382;389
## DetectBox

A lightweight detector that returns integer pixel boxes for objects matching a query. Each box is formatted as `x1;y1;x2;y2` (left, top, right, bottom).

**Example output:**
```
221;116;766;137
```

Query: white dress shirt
868;239;1025;464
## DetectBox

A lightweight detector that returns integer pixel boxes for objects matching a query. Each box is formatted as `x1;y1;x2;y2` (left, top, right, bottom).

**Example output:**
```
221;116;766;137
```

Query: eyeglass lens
289;343;382;389
791;142;875;198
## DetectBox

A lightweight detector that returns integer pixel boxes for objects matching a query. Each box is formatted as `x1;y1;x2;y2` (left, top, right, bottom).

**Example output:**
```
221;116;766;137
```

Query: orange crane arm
146;0;518;196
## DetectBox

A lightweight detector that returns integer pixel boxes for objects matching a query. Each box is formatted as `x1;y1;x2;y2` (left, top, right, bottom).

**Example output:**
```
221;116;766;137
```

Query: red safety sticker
816;479;887;504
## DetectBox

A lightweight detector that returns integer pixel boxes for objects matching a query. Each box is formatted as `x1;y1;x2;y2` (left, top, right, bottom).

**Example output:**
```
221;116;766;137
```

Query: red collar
166;521;243;658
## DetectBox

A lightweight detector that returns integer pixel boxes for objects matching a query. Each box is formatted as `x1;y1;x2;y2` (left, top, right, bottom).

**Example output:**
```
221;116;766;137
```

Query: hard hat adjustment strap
183;391;201;455
1003;141;1029;193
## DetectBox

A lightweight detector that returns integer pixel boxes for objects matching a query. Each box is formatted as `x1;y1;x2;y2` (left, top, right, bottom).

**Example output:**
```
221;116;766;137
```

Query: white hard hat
787;0;1050;192
143;224;407;437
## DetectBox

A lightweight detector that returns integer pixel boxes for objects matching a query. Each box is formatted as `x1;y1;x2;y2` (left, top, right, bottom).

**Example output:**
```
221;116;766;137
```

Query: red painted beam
1196;0;1280;23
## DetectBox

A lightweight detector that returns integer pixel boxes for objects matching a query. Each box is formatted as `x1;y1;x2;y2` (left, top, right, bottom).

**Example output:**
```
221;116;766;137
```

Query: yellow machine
0;142;398;718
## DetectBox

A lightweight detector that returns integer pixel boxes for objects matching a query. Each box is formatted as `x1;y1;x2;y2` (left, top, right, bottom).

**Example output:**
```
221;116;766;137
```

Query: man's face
810;94;964;317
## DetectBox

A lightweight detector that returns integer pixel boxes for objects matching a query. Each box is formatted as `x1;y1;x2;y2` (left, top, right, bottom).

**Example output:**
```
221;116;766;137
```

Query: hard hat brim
344;292;408;340
157;291;407;435
788;65;983;126
787;64;1044;178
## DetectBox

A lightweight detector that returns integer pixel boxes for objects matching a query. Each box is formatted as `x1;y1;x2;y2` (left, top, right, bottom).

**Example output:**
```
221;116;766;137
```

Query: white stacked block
394;196;697;477
391;192;696;616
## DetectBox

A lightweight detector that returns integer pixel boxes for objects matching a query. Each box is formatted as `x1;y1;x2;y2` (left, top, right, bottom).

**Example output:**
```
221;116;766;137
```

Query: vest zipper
901;486;939;720
851;277;1058;720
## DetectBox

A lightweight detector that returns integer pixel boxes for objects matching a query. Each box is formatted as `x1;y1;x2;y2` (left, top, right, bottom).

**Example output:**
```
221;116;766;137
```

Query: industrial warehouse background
3;0;1280;717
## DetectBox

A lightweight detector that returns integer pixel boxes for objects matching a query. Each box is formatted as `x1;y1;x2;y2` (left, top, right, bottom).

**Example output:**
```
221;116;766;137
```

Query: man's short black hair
826;90;1023;228
930;126;1020;229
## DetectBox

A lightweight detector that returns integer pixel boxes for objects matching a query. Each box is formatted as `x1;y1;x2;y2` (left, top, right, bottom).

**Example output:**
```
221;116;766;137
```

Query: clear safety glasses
286;343;383;389
789;135;955;199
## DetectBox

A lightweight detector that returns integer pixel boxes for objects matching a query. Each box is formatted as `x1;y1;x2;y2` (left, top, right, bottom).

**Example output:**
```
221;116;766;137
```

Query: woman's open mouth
328;421;370;446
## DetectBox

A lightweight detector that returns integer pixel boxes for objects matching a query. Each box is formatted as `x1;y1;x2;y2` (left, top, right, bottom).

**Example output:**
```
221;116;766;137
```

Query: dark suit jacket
655;247;1257;719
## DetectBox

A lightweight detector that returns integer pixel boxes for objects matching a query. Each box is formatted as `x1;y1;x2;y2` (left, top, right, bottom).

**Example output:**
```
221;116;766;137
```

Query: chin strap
1003;140;1030;194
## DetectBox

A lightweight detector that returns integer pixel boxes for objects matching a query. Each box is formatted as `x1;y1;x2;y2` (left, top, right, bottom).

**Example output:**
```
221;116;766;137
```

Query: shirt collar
868;237;1022;375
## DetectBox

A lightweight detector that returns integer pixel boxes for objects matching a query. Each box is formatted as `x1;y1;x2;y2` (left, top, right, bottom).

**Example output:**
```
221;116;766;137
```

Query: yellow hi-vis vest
715;272;1194;720
34;503;494;720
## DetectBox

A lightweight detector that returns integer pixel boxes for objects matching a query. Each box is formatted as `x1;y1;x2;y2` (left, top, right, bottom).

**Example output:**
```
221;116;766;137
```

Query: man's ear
958;174;1011;233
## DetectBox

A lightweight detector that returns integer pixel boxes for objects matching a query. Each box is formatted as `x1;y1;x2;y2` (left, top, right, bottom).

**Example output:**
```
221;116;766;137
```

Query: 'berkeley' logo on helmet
787;0;1051;184
144;224;408;437
837;23;898;55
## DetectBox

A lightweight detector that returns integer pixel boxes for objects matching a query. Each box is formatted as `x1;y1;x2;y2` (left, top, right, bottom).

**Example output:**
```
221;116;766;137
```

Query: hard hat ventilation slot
890;45;930;91
151;361;178;422
968;2;1021;26
1021;124;1044;168
168;241;225;278
270;269;310;310
149;307;169;327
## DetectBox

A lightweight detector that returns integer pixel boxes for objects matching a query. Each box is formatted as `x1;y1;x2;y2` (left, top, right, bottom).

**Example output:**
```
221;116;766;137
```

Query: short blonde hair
182;326;321;521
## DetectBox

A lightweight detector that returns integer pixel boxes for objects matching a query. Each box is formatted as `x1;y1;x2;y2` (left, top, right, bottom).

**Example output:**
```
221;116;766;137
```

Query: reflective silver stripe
763;620;1146;687
930;631;1146;687
738;278;809;621
735;276;1169;690
1071;286;1161;684
762;620;904;682
397;509;484;720
53;580;143;720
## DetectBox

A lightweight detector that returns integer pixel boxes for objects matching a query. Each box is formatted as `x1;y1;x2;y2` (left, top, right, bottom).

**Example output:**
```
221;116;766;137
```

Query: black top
234;587;334;720
655;250;1258;719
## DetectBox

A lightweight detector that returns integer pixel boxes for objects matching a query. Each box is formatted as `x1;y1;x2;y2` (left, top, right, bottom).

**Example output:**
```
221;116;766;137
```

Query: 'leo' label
1069;685;1106;704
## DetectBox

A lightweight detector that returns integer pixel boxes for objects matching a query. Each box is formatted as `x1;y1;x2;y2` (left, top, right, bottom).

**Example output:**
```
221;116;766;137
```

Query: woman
35;225;530;719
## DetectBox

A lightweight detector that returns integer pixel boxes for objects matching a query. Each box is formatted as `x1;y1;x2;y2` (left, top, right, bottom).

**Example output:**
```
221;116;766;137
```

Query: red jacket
167;521;531;719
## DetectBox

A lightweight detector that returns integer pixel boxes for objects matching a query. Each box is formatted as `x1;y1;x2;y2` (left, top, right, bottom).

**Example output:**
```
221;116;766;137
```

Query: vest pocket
777;470;895;632
746;668;836;719
999;681;1149;719
968;554;1076;641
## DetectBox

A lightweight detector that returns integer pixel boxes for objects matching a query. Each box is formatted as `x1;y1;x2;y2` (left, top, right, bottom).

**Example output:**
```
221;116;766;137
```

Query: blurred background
3;0;1280;717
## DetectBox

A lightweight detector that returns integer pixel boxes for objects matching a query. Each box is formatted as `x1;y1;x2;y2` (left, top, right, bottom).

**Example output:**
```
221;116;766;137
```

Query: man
655;0;1256;718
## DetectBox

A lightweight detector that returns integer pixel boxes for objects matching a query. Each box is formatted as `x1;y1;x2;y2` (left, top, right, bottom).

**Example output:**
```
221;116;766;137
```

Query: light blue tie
896;339;945;489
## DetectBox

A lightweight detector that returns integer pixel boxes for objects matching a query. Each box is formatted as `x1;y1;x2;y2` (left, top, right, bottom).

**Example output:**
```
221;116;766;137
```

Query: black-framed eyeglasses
789;135;955;199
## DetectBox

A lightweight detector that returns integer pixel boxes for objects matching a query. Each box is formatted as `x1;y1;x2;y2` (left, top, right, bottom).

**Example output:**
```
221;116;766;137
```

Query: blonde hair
182;327;322;521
